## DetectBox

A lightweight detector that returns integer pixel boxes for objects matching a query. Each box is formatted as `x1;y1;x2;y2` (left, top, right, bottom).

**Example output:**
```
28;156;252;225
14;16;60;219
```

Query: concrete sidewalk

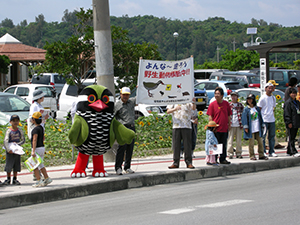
1;142;300;210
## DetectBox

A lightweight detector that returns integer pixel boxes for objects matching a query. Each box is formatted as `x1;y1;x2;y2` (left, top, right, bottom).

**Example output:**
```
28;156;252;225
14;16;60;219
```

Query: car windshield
247;76;260;84
225;83;243;90
237;90;261;100
0;96;30;112
54;75;66;84
65;83;95;97
32;75;50;84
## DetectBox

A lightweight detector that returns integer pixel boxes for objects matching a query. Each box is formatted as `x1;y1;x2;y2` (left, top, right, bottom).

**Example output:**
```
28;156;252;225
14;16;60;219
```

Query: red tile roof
0;43;46;61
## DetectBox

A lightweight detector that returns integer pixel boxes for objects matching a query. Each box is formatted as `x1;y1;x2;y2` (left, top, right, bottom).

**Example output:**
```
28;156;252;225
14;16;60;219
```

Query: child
204;121;219;165
241;94;268;160
3;115;25;185
31;112;52;187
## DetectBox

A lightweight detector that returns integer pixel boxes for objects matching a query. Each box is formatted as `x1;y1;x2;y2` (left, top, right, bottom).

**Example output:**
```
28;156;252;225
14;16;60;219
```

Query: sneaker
116;168;123;175
269;153;278;157
264;153;268;157
42;177;52;186
32;179;44;188
12;179;21;185
3;179;10;185
124;168;135;174
293;153;300;157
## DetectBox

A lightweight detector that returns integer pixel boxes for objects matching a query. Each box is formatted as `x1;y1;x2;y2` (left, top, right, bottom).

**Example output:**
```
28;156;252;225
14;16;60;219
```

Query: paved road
1;167;299;225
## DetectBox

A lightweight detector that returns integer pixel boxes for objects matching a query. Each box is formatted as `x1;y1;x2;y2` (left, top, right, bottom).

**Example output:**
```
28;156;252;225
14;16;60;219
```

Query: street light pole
173;32;179;60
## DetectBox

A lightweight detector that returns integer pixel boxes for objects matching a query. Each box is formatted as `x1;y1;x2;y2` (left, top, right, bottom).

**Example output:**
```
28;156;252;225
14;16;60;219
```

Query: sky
0;0;299;27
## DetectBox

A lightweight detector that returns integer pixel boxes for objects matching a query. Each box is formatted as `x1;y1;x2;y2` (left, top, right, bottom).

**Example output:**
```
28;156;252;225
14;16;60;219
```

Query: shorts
35;147;45;170
5;152;21;173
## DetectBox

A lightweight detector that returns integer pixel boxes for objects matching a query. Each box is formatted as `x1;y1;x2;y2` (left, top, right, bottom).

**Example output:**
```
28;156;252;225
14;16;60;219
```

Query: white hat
32;89;46;100
265;82;274;88
120;87;131;94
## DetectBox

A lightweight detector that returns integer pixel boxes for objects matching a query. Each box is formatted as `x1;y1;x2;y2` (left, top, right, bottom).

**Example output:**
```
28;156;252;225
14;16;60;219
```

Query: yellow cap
32;112;42;119
268;80;279;86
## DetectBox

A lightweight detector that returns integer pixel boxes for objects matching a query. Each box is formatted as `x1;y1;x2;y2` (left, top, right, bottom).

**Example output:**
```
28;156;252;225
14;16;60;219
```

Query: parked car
0;92;31;125
56;79;96;121
194;81;243;106
209;71;260;88
194;84;208;111
250;68;300;91
31;73;66;95
225;88;285;103
3;84;58;118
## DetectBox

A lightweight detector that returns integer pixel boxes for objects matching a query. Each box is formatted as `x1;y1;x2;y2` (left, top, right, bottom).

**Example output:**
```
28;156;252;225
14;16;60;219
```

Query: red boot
71;152;89;178
92;155;108;177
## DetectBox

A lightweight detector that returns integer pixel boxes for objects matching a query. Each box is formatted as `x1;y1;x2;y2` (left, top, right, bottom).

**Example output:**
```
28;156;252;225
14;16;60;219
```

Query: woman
242;94;268;160
27;89;49;139
284;88;300;157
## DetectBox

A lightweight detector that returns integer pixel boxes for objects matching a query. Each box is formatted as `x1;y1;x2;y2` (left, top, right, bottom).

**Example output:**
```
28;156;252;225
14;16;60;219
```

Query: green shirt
114;97;136;125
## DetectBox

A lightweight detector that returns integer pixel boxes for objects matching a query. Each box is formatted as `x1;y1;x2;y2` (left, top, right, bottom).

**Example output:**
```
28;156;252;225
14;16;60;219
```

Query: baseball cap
120;87;131;94
265;82;274;88
230;92;238;96
10;114;20;121
268;80;279;86
32;112;42;119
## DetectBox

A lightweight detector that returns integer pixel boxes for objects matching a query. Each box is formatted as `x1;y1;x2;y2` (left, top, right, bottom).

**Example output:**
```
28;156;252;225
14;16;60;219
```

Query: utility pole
217;46;220;63
93;0;115;94
232;38;236;52
93;0;115;162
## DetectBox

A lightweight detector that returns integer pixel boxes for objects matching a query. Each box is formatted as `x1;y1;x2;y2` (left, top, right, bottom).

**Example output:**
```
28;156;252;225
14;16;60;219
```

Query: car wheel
135;111;144;120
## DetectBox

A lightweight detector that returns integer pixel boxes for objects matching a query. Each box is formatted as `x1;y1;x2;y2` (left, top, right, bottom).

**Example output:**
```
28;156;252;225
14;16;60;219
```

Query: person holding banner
206;87;232;164
242;94;268;160
167;98;196;169
204;121;219;165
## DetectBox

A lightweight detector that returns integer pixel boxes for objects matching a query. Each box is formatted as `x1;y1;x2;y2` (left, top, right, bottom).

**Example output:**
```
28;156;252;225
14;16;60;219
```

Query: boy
31;112;52;187
3;115;25;185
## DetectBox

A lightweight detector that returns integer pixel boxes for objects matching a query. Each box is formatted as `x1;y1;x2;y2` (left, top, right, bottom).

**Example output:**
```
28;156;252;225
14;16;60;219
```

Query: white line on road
159;199;253;215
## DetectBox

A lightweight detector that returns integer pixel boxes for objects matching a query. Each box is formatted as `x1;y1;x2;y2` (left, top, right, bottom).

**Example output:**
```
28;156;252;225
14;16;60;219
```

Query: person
284;88;300;157
167;98;196;169
284;77;298;102
296;83;300;148
114;87;136;175
2;115;25;185
206;87;232;164
242;94;268;160
265;80;285;149
27;89;49;139
257;82;277;157
204;121;219;165
227;92;244;159
31;112;52;187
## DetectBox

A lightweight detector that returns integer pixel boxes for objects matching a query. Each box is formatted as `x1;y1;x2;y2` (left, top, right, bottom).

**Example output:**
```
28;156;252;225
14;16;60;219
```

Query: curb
1;157;300;210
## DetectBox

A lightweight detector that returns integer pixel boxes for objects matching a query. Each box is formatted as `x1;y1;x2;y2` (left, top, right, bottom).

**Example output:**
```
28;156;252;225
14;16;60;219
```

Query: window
32;75;50;84
66;83;94;97
271;71;284;81
16;87;29;96
225;83;243;90
0;96;30;112
36;87;53;97
205;83;218;90
5;87;16;94
54;75;66;84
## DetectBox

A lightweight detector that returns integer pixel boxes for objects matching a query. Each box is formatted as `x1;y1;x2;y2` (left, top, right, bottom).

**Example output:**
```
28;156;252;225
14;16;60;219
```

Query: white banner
136;57;194;105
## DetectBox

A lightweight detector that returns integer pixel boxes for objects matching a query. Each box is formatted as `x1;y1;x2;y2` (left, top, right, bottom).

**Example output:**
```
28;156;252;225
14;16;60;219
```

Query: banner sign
136;57;194;105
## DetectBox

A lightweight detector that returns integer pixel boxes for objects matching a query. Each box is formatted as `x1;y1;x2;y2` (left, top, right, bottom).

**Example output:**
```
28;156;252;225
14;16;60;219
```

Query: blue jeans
263;122;275;154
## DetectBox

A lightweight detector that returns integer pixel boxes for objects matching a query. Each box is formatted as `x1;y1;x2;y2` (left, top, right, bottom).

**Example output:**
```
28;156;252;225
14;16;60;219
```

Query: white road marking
159;199;253;215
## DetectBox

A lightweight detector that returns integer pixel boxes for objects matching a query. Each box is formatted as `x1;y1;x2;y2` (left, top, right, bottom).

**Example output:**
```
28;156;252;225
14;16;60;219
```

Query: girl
204;121;219;165
241;94;268;160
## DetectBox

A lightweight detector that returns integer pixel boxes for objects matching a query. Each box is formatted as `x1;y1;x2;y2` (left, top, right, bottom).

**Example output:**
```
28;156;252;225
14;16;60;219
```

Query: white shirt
250;107;260;133
231;103;240;127
257;94;276;123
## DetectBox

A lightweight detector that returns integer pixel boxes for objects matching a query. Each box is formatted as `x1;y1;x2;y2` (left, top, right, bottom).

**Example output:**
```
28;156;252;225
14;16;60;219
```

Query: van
31;73;66;95
250;69;300;91
194;69;228;82
209;71;260;88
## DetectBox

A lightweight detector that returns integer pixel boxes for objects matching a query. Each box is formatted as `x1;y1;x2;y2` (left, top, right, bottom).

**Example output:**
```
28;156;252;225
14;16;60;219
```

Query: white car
31;73;66;95
3;84;58;118
57;80;165;121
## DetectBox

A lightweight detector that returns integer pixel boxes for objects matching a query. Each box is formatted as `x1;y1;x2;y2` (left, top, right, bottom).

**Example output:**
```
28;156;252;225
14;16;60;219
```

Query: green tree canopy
0;55;10;74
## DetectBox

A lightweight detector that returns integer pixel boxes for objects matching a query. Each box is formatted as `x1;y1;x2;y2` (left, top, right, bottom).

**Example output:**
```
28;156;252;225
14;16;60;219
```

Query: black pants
115;125;135;171
214;132;228;162
287;127;298;155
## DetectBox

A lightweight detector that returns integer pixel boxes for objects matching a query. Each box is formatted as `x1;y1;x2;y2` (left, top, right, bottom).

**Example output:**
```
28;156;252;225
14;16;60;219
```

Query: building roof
0;33;45;61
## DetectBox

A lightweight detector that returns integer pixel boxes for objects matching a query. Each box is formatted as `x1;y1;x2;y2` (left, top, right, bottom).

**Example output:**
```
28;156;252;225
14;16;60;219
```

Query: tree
0;55;10;74
1;18;14;28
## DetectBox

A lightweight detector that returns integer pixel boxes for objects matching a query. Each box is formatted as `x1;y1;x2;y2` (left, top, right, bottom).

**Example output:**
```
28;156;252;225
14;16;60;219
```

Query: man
206;87;232;164
114;87;136;175
265;80;285;149
257;82;277;157
167;98;196;169
227;92;244;159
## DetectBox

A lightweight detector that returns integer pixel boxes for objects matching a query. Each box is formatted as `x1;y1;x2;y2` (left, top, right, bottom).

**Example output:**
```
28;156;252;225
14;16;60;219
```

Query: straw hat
204;121;219;129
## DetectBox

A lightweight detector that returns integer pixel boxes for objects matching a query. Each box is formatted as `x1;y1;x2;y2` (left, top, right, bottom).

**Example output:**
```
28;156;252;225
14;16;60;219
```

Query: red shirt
207;100;232;132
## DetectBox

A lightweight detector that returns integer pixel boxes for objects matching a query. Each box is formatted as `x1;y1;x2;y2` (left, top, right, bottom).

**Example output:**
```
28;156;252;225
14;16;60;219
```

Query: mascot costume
68;85;135;178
